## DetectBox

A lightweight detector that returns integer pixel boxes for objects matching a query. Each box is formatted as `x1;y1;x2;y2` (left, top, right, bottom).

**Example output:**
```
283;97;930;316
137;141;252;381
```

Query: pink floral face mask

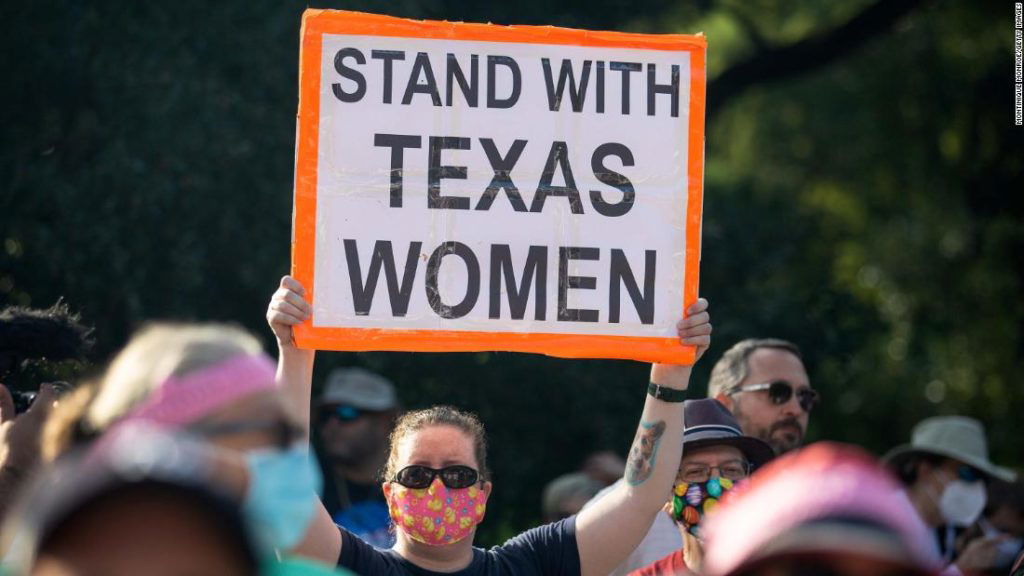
387;477;488;546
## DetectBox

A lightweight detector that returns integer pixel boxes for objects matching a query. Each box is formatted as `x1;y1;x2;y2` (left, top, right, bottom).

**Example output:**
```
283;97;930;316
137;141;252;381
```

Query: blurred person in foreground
588;399;773;576
706;339;817;455
3;425;260;576
315;367;399;548
38;323;348;573
884;416;1018;575
700;442;943;576
3;424;339;576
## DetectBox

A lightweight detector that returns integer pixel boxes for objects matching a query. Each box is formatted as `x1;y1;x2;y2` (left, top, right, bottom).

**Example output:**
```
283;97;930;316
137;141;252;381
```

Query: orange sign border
292;9;706;364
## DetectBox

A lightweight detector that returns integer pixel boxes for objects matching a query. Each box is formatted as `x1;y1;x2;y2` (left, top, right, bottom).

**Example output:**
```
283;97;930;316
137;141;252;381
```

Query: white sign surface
311;35;691;338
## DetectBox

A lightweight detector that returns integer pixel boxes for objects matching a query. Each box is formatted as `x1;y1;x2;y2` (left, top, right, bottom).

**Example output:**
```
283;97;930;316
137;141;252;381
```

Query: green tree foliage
1;0;1018;544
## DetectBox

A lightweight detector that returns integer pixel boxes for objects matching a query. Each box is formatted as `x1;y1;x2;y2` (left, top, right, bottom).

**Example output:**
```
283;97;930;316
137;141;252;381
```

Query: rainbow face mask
387;477;487;546
671;476;735;538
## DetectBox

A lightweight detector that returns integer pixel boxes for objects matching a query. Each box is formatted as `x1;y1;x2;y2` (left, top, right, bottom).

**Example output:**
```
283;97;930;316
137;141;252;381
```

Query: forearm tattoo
625;420;666;486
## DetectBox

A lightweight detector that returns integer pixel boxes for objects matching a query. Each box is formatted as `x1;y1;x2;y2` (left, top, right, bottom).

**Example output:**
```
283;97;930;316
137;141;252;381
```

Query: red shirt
628;549;689;576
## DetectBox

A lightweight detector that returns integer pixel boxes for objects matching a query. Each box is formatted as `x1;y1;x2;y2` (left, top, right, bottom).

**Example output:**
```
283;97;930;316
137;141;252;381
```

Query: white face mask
938;478;987;527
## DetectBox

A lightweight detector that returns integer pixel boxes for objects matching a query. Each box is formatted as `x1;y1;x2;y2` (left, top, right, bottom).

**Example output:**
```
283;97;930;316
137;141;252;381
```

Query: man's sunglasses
318;405;363;423
729;380;820;412
391;465;480;489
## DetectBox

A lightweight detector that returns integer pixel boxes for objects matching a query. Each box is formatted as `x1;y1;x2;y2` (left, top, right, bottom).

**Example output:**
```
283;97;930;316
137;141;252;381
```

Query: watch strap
647;381;688;403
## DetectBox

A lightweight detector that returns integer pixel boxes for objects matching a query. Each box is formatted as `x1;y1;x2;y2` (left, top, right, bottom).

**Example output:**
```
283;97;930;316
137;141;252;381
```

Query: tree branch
707;0;930;119
724;6;769;52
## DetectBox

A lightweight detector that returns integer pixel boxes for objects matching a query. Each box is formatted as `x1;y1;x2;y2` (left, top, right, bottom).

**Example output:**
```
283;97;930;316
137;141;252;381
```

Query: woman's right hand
266;276;311;348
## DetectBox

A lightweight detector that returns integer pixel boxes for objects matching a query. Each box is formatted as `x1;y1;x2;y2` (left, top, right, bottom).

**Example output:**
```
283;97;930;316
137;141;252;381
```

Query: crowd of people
0;277;1020;576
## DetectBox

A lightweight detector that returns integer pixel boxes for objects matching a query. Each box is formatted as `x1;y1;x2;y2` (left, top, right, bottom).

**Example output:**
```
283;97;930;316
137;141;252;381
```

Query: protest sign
292;9;706;363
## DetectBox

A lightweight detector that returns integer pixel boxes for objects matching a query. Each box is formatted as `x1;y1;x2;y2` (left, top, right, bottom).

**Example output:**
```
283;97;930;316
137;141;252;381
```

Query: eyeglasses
729;380;819;412
318;405;363;424
680;460;751;483
392;465;480;489
191;419;305;450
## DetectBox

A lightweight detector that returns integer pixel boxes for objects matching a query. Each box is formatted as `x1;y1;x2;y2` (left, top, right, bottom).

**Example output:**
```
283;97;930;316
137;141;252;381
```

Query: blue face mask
243;444;323;551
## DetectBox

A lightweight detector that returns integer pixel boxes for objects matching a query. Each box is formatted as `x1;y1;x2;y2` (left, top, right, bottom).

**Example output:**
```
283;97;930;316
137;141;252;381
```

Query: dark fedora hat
683;398;775;468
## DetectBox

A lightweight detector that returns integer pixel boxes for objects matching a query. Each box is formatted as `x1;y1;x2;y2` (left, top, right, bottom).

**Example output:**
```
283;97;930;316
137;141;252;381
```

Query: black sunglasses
730;380;819;412
392;465;480;489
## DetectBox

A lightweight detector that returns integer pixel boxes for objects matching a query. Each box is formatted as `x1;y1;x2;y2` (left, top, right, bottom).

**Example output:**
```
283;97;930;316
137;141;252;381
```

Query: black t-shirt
338;516;581;576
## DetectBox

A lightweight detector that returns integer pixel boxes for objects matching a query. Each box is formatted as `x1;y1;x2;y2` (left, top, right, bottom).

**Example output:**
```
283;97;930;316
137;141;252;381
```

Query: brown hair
383;405;489;482
707;338;803;398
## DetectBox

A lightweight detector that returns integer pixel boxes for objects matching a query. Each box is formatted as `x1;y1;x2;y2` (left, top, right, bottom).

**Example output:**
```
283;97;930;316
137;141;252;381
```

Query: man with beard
315;367;400;548
706;339;816;455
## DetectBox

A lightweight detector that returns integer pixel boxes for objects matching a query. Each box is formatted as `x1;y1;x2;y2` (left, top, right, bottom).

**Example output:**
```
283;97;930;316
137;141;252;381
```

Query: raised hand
650;298;711;389
266;276;311;348
677;298;711;362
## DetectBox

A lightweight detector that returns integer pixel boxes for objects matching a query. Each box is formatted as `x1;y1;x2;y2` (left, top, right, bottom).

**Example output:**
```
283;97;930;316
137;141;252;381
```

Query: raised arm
266;275;342;564
267;276;316;435
574;299;711;576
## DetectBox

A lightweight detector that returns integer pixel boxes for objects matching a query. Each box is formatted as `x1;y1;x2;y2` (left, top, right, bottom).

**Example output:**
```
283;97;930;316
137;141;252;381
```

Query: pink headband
119;353;278;430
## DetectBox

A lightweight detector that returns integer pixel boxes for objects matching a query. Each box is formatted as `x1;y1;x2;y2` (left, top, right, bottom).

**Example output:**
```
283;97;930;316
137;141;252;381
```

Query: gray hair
707;338;802;398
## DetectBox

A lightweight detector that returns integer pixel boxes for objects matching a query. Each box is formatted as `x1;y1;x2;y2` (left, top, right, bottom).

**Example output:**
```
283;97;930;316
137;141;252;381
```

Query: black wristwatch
647;381;688;403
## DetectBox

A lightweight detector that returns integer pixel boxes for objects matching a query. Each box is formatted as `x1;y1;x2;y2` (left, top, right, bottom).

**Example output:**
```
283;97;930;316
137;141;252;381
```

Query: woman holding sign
268;276;712;576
